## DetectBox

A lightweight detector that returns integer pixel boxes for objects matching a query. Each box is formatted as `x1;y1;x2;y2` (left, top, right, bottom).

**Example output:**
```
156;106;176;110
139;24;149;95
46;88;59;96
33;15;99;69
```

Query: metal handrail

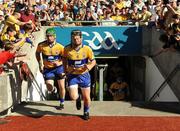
46;20;134;23
149;64;180;101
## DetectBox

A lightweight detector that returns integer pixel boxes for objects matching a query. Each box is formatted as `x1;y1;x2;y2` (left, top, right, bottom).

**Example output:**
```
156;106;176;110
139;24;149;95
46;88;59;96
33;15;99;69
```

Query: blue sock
60;98;64;104
84;106;89;113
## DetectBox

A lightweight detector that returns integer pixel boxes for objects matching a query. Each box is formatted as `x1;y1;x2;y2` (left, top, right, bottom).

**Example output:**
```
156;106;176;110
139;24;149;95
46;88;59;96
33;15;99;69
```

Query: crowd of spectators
0;0;178;27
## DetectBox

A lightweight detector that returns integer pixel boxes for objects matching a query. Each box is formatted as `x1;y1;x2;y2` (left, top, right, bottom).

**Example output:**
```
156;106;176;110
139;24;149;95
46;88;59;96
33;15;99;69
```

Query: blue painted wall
54;26;142;56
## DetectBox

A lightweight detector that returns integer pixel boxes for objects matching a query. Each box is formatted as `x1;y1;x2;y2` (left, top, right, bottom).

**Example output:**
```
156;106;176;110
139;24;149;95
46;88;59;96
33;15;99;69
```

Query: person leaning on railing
0;43;26;75
1;12;32;36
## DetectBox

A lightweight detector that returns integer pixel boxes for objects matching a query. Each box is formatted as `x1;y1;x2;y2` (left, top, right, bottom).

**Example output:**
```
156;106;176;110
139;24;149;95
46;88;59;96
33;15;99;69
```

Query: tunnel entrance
91;56;146;101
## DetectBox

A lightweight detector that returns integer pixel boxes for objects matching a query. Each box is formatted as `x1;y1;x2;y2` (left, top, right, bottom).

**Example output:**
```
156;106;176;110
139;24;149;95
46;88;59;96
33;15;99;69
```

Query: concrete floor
9;101;180;117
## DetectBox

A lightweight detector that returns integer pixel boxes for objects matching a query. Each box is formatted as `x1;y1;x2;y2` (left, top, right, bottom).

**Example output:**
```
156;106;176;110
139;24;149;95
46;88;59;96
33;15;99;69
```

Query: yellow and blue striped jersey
36;41;64;68
64;44;95;75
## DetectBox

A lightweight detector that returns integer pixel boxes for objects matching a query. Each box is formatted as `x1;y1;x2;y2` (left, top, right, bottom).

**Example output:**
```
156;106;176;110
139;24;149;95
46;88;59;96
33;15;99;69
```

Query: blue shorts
43;65;64;80
67;72;91;88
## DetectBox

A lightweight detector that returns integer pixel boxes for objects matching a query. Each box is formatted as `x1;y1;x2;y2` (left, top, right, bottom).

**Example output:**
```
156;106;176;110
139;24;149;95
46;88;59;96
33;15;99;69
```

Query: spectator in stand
155;9;166;30
130;6;140;25
2;0;12;8
96;7;103;21
115;0;126;10
138;5;152;26
35;0;48;11
37;9;51;26
0;42;26;75
148;0;157;24
0;43;16;66
20;6;37;31
167;14;180;51
101;10;117;26
90;7;98;20
1;12;31;35
74;9;84;26
57;0;68;12
27;0;36;6
14;0;27;12
4;4;16;15
134;0;145;11
48;0;57;15
151;14;179;57
164;0;180;29
60;11;75;26
124;0;132;8
50;5;64;25
19;23;34;47
119;8;129;25
1;26;27;49
111;8;123;25
155;0;165;15
82;8;98;26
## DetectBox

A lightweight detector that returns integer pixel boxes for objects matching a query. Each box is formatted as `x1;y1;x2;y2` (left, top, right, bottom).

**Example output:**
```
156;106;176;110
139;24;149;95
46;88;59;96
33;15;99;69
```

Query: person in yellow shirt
63;30;96;120
109;77;129;101
115;0;126;10
111;8;122;24
1;26;26;48
36;28;65;109
138;6;152;26
1;12;31;35
19;23;34;47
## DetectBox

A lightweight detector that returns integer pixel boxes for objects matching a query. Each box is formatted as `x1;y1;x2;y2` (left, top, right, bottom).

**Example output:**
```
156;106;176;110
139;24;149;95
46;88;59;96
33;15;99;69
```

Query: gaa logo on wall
82;31;124;50
55;26;142;56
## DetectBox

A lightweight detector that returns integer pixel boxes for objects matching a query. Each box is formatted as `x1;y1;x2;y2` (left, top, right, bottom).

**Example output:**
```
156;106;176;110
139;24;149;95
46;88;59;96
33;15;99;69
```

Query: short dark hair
71;30;82;37
23;23;33;31
4;41;14;51
6;27;15;33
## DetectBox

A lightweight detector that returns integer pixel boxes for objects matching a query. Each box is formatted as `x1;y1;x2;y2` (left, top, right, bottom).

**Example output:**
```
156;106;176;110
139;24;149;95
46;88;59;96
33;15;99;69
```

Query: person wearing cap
63;30;96;120
35;27;65;109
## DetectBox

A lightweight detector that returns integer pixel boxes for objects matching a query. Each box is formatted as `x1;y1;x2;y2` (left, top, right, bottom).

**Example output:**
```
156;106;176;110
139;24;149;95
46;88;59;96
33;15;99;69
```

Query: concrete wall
148;28;180;101
145;57;178;101
24;29;47;101
0;73;13;112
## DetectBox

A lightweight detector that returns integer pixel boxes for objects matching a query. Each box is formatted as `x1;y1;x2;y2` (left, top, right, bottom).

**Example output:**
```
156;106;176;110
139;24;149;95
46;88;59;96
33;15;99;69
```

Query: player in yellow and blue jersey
35;28;65;109
63;30;96;120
